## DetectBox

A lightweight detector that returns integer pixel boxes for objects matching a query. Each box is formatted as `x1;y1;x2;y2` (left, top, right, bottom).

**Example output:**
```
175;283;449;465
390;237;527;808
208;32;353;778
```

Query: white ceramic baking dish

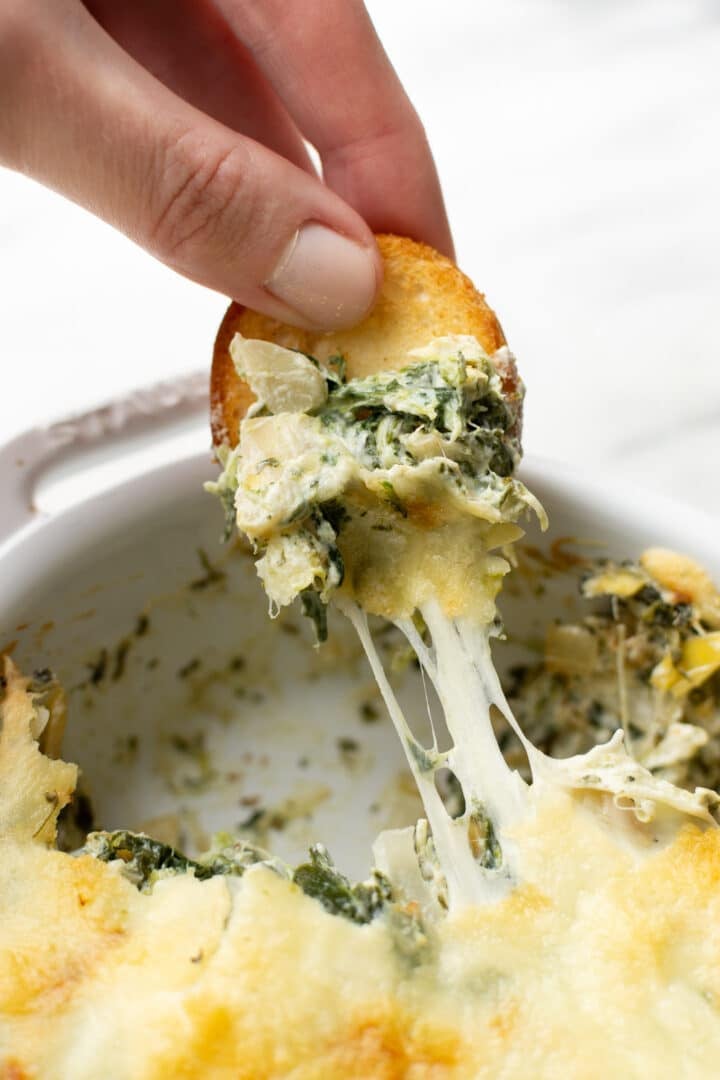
1;377;718;878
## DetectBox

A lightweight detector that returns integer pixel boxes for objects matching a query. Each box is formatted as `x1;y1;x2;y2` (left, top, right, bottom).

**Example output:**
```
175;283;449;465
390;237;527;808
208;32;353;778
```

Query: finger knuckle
148;133;256;267
326;106;426;170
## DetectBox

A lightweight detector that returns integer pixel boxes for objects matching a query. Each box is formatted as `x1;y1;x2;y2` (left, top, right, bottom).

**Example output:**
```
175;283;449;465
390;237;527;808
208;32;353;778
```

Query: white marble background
1;0;719;510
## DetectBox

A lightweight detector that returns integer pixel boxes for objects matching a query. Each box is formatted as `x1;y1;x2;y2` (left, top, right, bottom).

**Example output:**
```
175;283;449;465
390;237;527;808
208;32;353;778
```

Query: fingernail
266;223;378;330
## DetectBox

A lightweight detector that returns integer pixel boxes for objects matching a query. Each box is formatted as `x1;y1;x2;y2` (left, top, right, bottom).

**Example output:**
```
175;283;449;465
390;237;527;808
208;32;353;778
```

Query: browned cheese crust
210;234;507;448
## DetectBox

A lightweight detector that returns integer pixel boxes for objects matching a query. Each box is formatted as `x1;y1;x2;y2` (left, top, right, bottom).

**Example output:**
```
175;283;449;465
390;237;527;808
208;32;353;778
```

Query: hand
0;0;453;330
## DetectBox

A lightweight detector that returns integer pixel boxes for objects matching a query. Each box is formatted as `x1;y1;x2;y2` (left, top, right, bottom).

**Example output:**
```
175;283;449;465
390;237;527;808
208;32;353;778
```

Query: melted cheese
3;723;720;1079
348;596;718;915
208;334;543;621
3;334;720;1075
222;332;717;915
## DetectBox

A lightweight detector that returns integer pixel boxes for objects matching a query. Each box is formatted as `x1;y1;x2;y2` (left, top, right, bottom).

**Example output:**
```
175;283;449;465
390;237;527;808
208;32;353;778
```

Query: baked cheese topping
4;662;720;1079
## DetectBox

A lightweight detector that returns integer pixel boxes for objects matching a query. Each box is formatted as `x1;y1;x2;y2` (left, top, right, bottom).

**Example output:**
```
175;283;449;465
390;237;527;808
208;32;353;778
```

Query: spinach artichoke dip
3;235;720;1078
506;547;720;791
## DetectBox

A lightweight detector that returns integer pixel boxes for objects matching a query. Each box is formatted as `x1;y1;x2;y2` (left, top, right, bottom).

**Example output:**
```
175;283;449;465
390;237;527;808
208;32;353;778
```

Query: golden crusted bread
210;234;506;448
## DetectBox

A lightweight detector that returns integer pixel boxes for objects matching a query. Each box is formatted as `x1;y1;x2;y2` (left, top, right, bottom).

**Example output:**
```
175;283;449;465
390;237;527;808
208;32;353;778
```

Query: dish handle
0;372;209;549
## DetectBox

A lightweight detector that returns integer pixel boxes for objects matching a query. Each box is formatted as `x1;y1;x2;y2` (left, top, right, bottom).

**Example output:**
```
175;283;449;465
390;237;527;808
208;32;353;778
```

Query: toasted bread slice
210;233;507;448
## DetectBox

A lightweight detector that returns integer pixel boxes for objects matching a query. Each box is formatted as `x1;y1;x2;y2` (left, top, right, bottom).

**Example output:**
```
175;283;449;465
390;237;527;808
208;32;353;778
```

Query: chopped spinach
218;486;237;542
82;831;419;934
292;843;392;925
325;353;347;385
467;801;503;870
506;554;720;792
300;589;329;644
360;700;380;723
111;639;131;682
380;480;407;517
189;548;226;591
30;668;54;688
81;830;285;890
209;336;536;637
321;499;350;534
87;649;108;687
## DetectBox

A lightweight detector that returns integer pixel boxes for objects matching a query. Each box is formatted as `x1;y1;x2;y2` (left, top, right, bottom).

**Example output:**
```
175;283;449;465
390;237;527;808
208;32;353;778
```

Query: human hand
0;0;453;330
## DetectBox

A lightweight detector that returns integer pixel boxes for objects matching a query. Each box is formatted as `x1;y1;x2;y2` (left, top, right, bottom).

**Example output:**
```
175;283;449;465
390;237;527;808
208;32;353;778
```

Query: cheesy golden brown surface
3;661;720;1079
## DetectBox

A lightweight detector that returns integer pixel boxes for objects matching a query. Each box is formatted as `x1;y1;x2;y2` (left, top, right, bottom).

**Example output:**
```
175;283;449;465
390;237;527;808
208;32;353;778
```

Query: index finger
214;0;455;259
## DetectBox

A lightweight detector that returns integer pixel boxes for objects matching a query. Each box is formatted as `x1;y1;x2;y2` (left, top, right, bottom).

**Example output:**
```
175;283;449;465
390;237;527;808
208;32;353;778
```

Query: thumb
1;2;381;330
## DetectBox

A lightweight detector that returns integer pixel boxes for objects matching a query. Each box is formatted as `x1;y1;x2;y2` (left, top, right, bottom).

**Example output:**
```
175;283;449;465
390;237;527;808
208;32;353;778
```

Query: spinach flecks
80;830;282;890
380;481;408;518
300;589;329;643
292;843;392;925
189;548;226;591
210;338;537;638
83;830;423;936
467;802;503;870
325;353;347;385
322;499;350;534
